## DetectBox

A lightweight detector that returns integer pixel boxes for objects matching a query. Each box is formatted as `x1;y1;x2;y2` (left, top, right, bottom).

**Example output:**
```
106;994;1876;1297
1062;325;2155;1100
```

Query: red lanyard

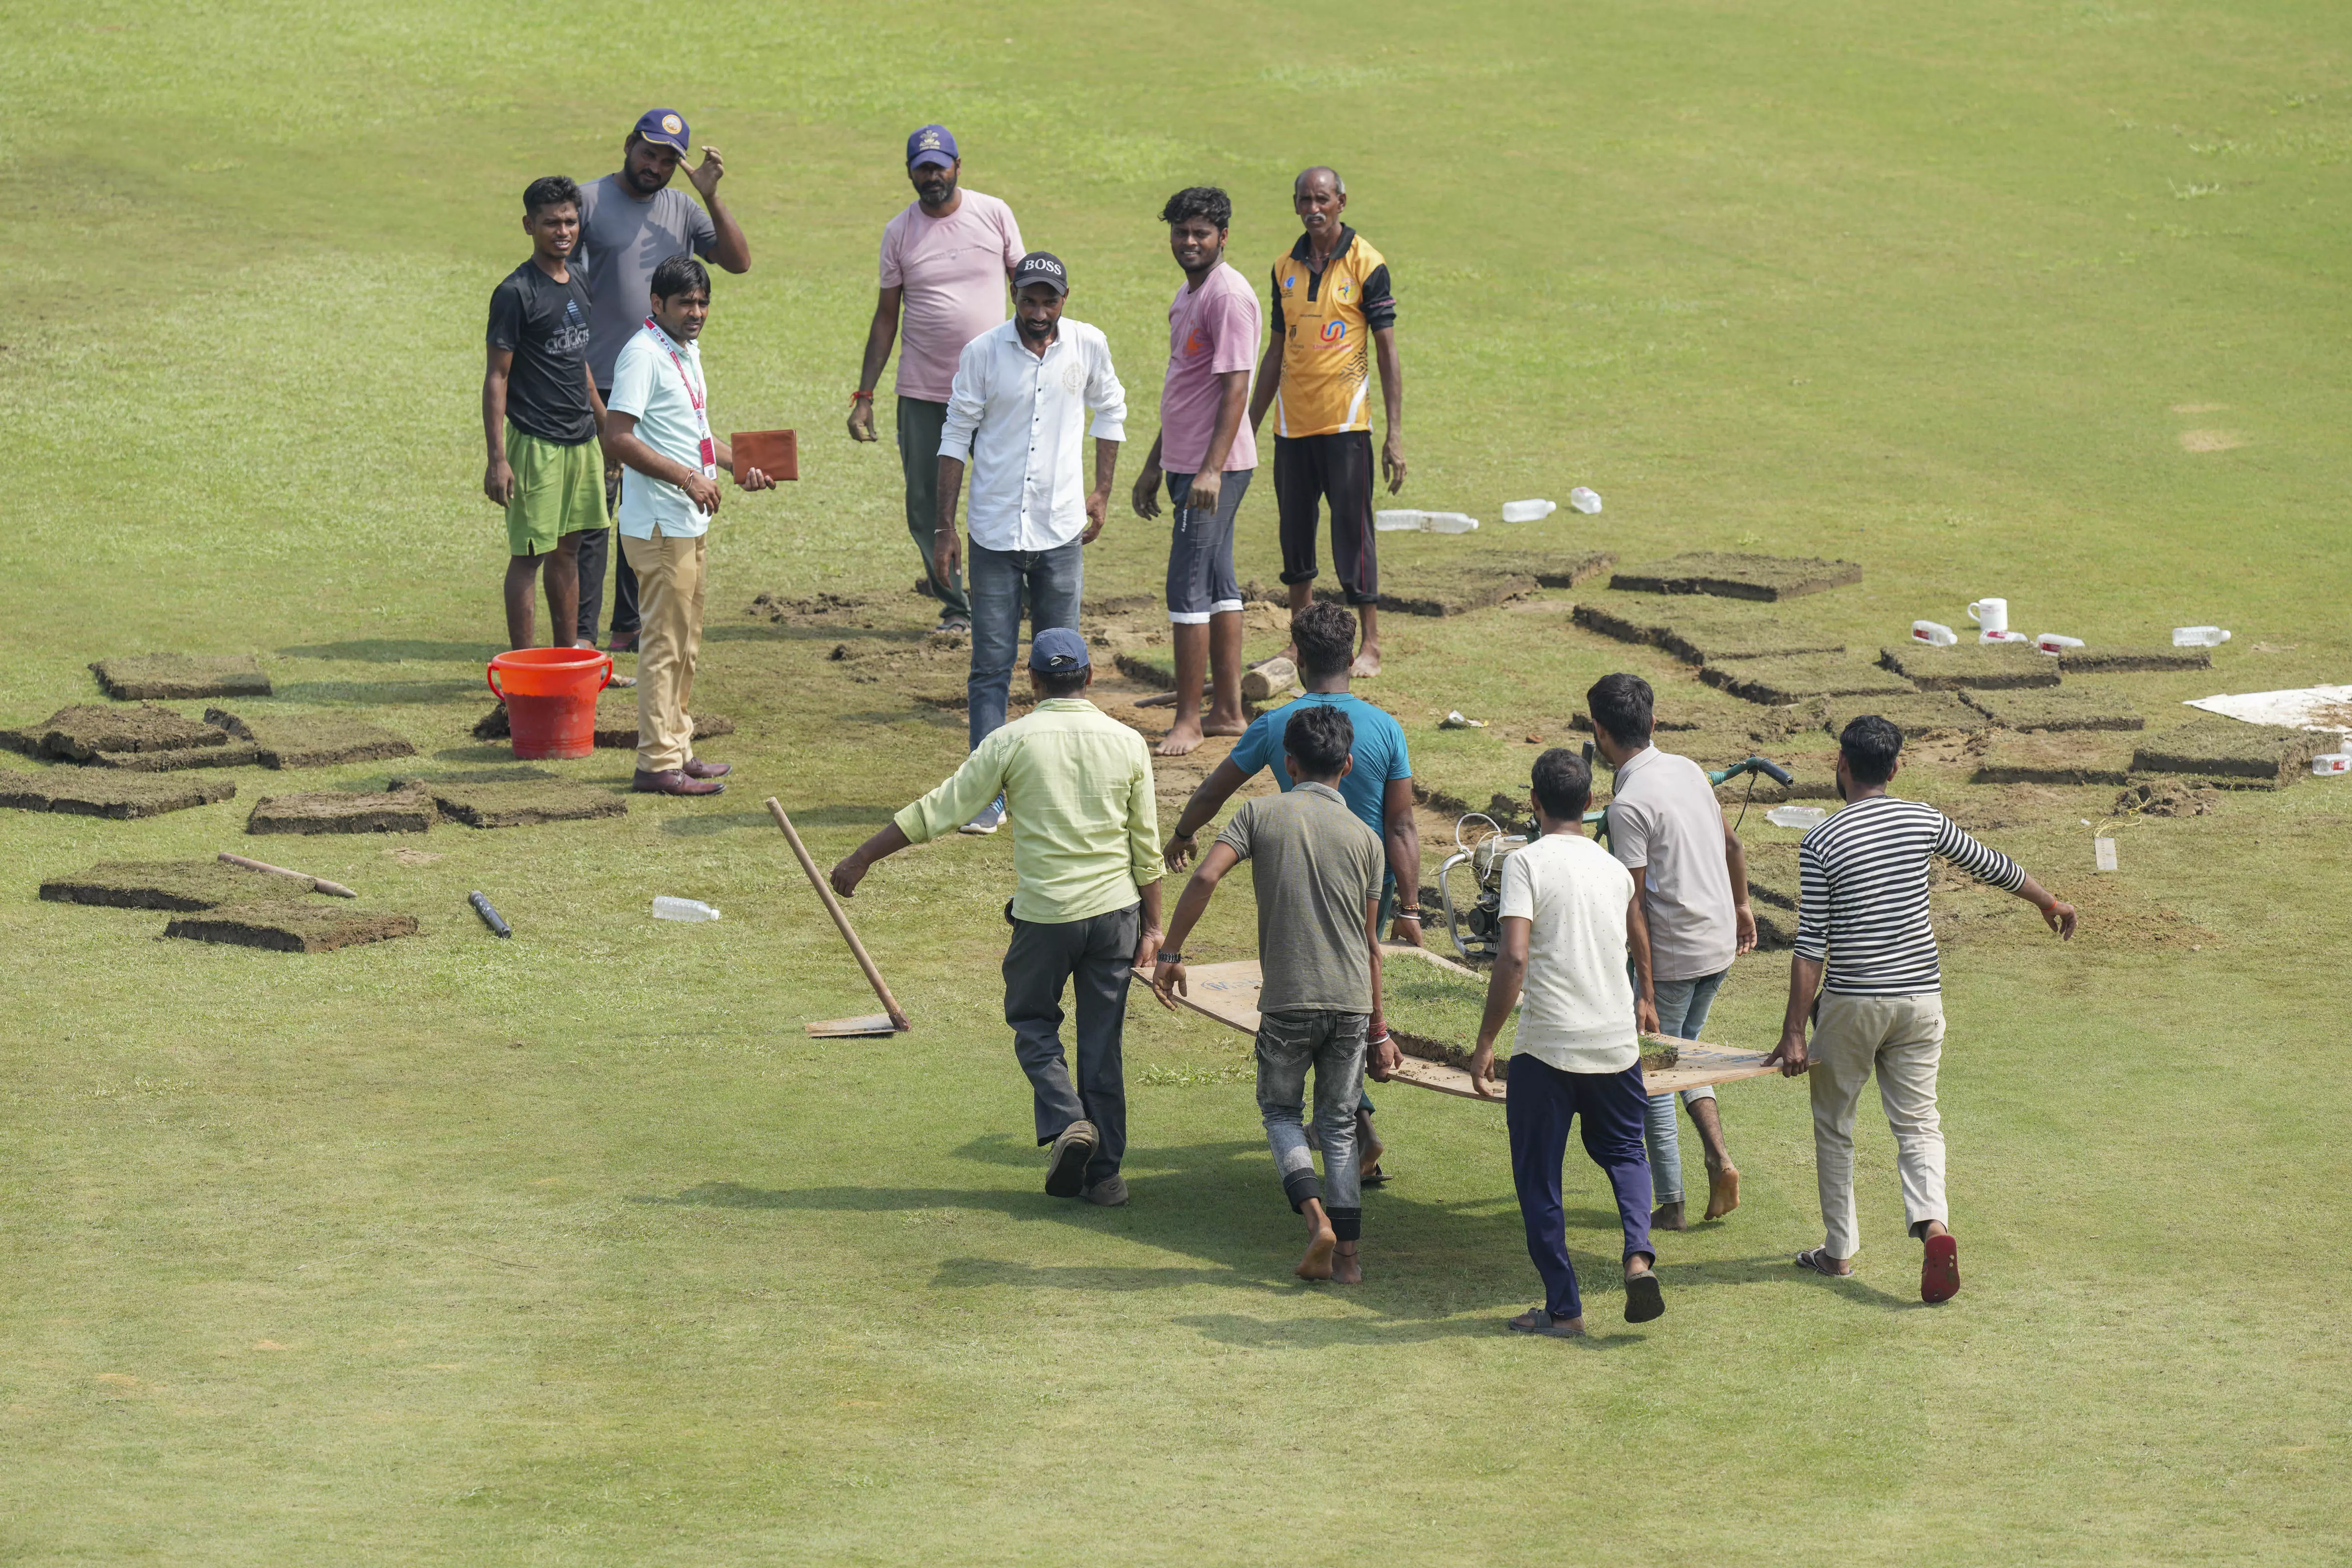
642;317;716;475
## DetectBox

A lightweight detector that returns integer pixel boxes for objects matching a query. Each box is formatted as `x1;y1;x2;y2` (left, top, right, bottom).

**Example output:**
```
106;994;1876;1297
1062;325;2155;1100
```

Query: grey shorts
1164;468;1252;624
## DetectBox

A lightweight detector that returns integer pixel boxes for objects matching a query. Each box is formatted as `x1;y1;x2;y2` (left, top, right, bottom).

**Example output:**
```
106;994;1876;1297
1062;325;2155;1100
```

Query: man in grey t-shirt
1153;705;1399;1284
1590;673;1758;1231
571;108;752;653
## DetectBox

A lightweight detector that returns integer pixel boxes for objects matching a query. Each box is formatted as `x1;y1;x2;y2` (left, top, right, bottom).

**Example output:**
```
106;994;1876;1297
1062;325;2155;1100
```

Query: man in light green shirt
831;629;1163;1205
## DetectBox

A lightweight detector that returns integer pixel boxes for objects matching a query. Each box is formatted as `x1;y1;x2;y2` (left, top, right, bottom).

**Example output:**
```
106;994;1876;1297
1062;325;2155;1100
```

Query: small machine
1436;753;1795;962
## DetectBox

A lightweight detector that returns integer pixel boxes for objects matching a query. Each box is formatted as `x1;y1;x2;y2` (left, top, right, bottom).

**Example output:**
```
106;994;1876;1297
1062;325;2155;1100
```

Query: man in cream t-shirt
1469;748;1665;1337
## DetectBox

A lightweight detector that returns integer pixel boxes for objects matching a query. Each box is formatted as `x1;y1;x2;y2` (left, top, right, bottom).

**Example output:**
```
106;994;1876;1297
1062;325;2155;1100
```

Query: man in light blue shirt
603;256;777;796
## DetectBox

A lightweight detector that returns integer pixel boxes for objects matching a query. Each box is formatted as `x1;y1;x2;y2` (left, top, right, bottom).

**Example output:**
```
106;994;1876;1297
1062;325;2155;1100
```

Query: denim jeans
967;539;1084;749
1004;902;1139;1188
1643;968;1727;1206
1256;1009;1367;1240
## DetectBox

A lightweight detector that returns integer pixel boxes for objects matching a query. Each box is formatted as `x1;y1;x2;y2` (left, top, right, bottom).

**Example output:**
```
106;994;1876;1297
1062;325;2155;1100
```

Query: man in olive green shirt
831;629;1163;1205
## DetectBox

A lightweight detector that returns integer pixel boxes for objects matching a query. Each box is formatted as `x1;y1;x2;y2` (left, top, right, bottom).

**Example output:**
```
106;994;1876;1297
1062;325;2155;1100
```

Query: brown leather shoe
633;768;724;796
682;757;731;779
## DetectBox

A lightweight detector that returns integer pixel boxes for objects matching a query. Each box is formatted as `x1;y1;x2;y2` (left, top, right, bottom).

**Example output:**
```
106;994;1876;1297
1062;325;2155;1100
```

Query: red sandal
1921;1233;1961;1303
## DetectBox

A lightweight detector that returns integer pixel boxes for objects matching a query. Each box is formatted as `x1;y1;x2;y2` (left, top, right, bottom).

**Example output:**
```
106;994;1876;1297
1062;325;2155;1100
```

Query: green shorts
505;425;605;557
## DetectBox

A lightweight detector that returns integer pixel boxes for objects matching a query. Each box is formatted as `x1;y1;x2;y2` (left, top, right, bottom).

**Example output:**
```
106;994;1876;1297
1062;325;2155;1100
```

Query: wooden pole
765;797;910;1032
219;852;357;899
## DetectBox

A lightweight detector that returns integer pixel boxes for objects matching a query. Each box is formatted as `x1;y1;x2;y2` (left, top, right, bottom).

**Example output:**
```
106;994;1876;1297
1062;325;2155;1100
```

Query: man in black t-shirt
483;175;609;650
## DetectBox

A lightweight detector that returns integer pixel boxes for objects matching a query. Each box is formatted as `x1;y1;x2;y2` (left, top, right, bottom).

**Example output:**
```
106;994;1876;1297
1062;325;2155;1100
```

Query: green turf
5;0;2352;1561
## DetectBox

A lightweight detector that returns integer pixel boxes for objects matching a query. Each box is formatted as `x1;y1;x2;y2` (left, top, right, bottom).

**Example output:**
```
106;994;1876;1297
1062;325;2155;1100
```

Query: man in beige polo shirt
1588;673;1757;1228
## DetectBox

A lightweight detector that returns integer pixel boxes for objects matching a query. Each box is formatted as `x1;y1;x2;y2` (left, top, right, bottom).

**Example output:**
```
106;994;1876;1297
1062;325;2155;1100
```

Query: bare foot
1331;1241;1362;1284
1704;1163;1741;1221
1652;1201;1688;1232
1202;708;1250;737
1297;1221;1338;1280
1358;1119;1385;1177
1157;719;1205;757
1350;645;1382;678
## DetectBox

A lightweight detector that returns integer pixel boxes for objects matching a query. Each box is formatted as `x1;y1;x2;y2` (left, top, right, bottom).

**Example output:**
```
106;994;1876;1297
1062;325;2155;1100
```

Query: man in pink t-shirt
849;124;1026;634
1129;186;1262;757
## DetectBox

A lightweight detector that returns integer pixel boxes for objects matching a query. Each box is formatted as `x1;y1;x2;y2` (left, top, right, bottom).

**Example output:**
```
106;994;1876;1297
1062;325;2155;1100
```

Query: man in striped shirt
1766;715;2076;1303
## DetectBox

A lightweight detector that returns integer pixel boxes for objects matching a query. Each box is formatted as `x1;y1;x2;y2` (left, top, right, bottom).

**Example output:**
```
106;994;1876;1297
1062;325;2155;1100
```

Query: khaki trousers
1809;991;1947;1261
620;529;706;774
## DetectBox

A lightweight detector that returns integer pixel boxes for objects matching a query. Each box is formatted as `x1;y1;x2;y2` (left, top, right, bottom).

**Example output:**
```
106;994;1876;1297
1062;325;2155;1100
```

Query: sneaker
1507;1307;1584;1338
1082;1175;1128;1207
1044;1121;1097;1197
958;796;1006;835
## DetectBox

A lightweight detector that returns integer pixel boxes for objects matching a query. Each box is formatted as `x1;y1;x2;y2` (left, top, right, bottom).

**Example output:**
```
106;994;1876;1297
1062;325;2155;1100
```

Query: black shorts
1274;431;1378;606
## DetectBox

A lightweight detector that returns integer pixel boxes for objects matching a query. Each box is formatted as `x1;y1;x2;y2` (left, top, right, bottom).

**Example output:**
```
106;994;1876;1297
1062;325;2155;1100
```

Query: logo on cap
918;131;941;148
662;114;683;135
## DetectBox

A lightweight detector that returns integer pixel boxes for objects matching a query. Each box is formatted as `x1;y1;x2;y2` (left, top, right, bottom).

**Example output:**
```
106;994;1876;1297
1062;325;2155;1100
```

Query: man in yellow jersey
1249;166;1406;677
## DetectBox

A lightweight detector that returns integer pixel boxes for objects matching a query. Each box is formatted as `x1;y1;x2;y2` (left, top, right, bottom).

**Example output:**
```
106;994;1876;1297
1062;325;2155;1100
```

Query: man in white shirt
1469;749;1665;1337
1589;672;1755;1230
934;251;1126;835
602;256;777;796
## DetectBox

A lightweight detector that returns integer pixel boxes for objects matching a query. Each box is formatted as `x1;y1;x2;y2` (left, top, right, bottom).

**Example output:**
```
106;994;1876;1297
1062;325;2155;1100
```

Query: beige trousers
1809;991;1947;1261
620;529;706;774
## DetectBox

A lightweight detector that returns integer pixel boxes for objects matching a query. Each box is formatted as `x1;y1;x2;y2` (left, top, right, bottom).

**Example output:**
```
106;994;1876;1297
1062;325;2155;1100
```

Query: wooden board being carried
1143;945;1779;1102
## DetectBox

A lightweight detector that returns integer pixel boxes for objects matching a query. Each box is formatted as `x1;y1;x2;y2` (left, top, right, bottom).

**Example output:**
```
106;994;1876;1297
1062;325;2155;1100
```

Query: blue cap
634;109;690;155
906;123;958;168
1028;628;1090;673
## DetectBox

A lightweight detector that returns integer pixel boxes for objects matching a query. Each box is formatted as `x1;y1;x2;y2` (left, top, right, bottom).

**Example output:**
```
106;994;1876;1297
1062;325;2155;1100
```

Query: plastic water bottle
2034;633;2084;655
1424;511;1478;534
2313;754;2351;777
2173;626;2231;647
1501;499;1557;522
1911;620;1959;646
653;896;720;922
1568;487;1603;514
1764;805;1828;829
1980;629;2031;645
1374;509;1426;532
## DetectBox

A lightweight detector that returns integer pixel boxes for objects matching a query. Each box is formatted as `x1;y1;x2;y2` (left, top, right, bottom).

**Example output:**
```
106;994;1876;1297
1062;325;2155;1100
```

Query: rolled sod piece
36;703;227;759
2057;645;2211;675
247;787;437;834
470;694;735;749
85;741;262;771
90;654;271;701
0;774;236;819
2131;716;2319;785
1701;656;1914;705
203;708;416;769
1878;644;2059;691
1609;551;1862;601
1818;692;1991;738
394;775;626;828
164;906;420;953
1962;688;2143;732
1970;733;2135;787
39;857;311;910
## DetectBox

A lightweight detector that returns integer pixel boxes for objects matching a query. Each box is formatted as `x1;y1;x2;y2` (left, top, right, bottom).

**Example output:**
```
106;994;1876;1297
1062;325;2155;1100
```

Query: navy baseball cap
634;109;690;155
1028;628;1090;672
906;124;958;168
1011;251;1069;295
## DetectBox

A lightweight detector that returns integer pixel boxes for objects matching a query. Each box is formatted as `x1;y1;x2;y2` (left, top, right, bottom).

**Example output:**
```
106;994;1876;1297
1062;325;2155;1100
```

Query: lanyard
643;316;717;476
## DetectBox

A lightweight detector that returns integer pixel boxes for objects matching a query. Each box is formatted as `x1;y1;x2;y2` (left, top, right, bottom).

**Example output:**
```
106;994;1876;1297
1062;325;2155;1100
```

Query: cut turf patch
1312;563;1536;617
1819;692;1992;737
1569;593;1841;663
34;703;227;759
1115;651;1179;690
2057;645;2212;675
1962;688;2144;732
39;858;314;910
0;774;236;819
1482;548;1618;589
84;741;262;771
89;654;271;700
1609;551;1862;601
204;708;416;768
247;787;437;834
393;773;627;827
1879;644;2059;691
164;906;420;953
469;694;736;750
1701;656;1915;705
1970;732;2135;786
2130;716;2318;785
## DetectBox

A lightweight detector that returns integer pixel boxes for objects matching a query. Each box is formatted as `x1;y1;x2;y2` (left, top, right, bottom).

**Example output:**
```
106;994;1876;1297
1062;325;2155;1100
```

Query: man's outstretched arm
1165;758;1249;869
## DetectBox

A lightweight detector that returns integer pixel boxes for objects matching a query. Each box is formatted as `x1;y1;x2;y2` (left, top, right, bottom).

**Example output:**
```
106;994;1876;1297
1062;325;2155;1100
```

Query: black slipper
1360;1162;1394;1186
1044;1121;1097;1198
1624;1271;1665;1323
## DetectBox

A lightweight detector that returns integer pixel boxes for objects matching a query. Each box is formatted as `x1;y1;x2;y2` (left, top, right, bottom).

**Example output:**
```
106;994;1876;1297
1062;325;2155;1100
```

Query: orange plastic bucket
487;647;612;760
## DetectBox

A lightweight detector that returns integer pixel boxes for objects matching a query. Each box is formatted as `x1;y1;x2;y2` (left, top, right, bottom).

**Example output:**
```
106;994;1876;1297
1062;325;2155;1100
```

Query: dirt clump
2114;780;2217;818
747;590;871;624
248;787;437;834
89;654;271;700
204;708;416;768
0;774;236;819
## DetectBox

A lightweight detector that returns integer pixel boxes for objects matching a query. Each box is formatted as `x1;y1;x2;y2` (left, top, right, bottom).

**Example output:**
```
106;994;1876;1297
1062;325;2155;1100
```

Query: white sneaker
958;796;1006;835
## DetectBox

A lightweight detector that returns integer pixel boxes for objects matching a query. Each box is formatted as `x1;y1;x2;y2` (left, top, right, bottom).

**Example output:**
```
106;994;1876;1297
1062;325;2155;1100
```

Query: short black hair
1839;715;1904;785
1034;667;1090;699
1291;601;1357;680
1531;748;1593;820
524;174;581;217
1159;185;1232;229
650;254;710;302
1586;673;1654;748
1283;704;1355;776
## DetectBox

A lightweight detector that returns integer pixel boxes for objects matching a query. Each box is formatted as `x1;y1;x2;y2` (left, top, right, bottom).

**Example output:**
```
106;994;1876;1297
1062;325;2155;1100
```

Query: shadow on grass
433;743;522;763
661;809;786;836
272;679;483;704
280;638;502;662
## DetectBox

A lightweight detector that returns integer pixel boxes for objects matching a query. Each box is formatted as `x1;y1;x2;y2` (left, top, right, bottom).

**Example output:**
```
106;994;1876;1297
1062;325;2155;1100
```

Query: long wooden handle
219;852;357;899
765;797;910;1032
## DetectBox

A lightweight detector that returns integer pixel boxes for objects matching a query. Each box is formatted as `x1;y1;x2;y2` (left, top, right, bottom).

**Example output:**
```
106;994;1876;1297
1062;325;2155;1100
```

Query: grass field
6;1;2352;1561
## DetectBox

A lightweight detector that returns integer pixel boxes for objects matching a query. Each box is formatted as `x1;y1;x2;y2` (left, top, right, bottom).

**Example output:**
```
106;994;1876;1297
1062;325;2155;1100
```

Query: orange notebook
731;429;798;483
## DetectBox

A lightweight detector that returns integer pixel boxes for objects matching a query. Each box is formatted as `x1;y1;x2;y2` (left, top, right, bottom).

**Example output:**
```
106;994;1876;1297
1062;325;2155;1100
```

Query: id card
698;436;717;471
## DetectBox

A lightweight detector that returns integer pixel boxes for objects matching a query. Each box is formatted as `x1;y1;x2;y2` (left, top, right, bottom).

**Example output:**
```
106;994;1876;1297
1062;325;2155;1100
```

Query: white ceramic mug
1966;597;2008;635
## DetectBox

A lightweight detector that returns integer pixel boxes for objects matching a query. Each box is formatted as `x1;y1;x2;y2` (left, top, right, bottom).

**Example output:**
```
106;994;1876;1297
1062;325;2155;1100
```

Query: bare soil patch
204;708;415;768
2114;780;2218;818
0;774;236;819
2177;429;2247;452
89;654;271;700
1610;551;1862;601
1879;644;2058;691
248;787;437;834
39;858;306;910
164;906;420;953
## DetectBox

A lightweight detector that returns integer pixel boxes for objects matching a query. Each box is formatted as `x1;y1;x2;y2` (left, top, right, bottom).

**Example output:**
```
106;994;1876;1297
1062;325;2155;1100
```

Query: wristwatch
1154;950;1183;965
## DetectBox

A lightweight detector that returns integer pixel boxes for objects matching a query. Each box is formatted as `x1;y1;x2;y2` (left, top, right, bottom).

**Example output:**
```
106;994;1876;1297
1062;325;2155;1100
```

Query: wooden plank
806;1013;901;1038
